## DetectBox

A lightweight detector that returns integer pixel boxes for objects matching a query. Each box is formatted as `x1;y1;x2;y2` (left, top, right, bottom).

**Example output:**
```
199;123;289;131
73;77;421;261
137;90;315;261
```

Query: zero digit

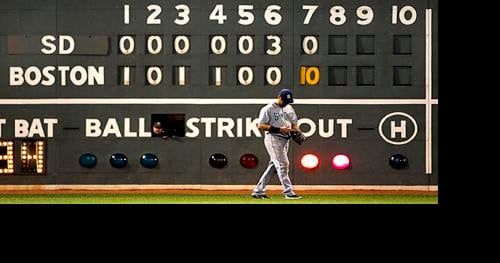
302;36;318;55
266;67;282;86
174;35;190;54
211;36;227;55
119;36;135;54
238;67;254;85
238;35;254;55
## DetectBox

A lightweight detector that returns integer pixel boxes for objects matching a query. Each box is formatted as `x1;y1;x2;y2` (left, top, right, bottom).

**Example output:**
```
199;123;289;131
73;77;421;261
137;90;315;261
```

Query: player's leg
252;161;276;195
274;140;296;196
252;136;278;197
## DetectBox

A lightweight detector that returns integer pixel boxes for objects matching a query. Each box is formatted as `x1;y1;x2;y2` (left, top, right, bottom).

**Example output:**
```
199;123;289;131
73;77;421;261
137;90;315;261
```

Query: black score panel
0;0;438;187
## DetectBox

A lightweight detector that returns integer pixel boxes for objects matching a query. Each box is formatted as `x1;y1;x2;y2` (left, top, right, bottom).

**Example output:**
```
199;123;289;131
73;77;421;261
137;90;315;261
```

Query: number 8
330;6;346;25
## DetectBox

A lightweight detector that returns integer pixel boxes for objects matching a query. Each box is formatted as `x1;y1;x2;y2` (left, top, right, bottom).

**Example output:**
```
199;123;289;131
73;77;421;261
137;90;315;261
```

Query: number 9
356;6;373;25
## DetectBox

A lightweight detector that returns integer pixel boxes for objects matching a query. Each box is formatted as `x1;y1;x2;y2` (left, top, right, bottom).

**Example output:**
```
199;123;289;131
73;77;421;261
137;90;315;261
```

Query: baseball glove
290;130;307;145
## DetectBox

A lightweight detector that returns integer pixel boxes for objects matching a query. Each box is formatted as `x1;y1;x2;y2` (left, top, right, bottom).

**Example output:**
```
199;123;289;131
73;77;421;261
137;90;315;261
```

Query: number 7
302;5;318;24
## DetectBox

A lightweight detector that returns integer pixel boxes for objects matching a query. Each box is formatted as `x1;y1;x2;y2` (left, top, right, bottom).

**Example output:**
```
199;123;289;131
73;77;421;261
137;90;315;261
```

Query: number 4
210;4;227;24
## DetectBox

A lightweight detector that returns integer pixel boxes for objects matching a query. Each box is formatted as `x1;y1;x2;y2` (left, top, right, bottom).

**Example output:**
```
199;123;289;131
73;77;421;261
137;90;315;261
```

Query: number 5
238;5;254;25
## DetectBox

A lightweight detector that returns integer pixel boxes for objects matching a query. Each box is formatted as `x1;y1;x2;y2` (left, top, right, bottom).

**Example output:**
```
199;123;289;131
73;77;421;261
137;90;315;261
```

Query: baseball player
251;89;303;200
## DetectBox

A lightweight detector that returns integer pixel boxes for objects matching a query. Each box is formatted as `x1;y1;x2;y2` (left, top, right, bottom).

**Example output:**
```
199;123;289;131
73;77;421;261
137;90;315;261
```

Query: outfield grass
0;194;437;204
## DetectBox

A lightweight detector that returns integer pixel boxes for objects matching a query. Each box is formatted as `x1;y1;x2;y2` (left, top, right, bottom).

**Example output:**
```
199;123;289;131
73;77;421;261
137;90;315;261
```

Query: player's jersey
258;103;298;139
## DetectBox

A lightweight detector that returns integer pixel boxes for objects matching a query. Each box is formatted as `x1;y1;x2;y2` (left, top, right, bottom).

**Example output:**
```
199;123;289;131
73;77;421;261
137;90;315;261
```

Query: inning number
210;4;227;24
330;6;346;25
302;5;318;24
357;6;373;25
175;4;190;25
392;6;417;25
147;4;162;24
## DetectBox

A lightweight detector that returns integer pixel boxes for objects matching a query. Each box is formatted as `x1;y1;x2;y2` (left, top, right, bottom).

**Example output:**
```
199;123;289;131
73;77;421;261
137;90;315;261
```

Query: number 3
175;4;190;25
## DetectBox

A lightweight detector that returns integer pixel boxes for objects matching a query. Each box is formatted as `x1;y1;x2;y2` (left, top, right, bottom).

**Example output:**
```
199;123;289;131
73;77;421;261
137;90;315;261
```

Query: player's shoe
251;194;269;199
284;194;303;200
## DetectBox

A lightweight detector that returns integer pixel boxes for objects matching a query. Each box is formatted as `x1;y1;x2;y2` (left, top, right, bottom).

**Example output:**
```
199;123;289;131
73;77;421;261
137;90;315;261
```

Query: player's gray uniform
253;103;298;196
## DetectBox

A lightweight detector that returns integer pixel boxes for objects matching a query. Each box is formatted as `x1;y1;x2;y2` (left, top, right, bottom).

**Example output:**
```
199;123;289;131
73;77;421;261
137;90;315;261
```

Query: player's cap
153;121;162;128
278;89;294;105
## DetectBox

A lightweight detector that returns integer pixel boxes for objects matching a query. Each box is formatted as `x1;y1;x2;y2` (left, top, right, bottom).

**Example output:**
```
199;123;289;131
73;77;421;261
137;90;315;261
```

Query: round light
79;153;97;168
389;154;408;169
301;154;319;169
110;153;128;168
332;154;350;170
240;154;258;169
209;153;228;169
140;153;159;169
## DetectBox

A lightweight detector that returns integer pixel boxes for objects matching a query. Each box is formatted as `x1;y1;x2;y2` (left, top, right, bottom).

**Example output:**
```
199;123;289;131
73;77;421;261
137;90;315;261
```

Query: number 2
147;4;161;24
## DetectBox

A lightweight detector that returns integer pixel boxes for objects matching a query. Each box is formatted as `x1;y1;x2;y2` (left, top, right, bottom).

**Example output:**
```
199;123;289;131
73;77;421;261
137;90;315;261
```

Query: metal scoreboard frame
0;0;438;190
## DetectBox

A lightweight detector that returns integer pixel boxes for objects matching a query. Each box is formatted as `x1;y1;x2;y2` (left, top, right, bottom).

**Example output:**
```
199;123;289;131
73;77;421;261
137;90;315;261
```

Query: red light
240;154;258;169
332;154;350;170
301;154;319;169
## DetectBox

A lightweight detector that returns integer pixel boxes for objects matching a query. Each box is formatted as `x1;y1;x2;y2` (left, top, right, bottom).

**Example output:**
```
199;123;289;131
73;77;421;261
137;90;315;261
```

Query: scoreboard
0;0;438;188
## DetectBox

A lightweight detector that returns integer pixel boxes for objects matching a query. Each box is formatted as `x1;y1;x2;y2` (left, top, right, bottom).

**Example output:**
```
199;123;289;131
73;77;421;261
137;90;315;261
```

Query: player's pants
253;135;295;196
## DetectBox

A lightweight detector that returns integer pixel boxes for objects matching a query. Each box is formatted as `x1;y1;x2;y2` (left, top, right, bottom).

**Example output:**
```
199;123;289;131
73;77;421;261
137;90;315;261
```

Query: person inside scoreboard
152;121;168;139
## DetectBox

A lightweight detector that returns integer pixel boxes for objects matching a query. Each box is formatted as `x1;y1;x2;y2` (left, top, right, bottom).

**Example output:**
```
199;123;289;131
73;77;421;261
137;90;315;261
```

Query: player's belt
265;132;291;140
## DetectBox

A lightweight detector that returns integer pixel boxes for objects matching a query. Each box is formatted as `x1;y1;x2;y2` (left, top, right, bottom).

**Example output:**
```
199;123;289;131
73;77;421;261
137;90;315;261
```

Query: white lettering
298;118;316;137
59;35;75;55
318;119;334;138
43;118;58;138
59;66;70;86
217;118;235;137
41;66;56;86
186;118;200;138
201;118;216;137
102;118;122;137
86;119;102;137
88;66;104;85
41;35;57;54
336;119;352;138
236;118;243;137
25;66;42;86
10;67;24;86
138;118;151;137
28;119;45;137
246;118;261;137
15;120;29;137
123;118;137;137
69;66;87;86
391;120;407;138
